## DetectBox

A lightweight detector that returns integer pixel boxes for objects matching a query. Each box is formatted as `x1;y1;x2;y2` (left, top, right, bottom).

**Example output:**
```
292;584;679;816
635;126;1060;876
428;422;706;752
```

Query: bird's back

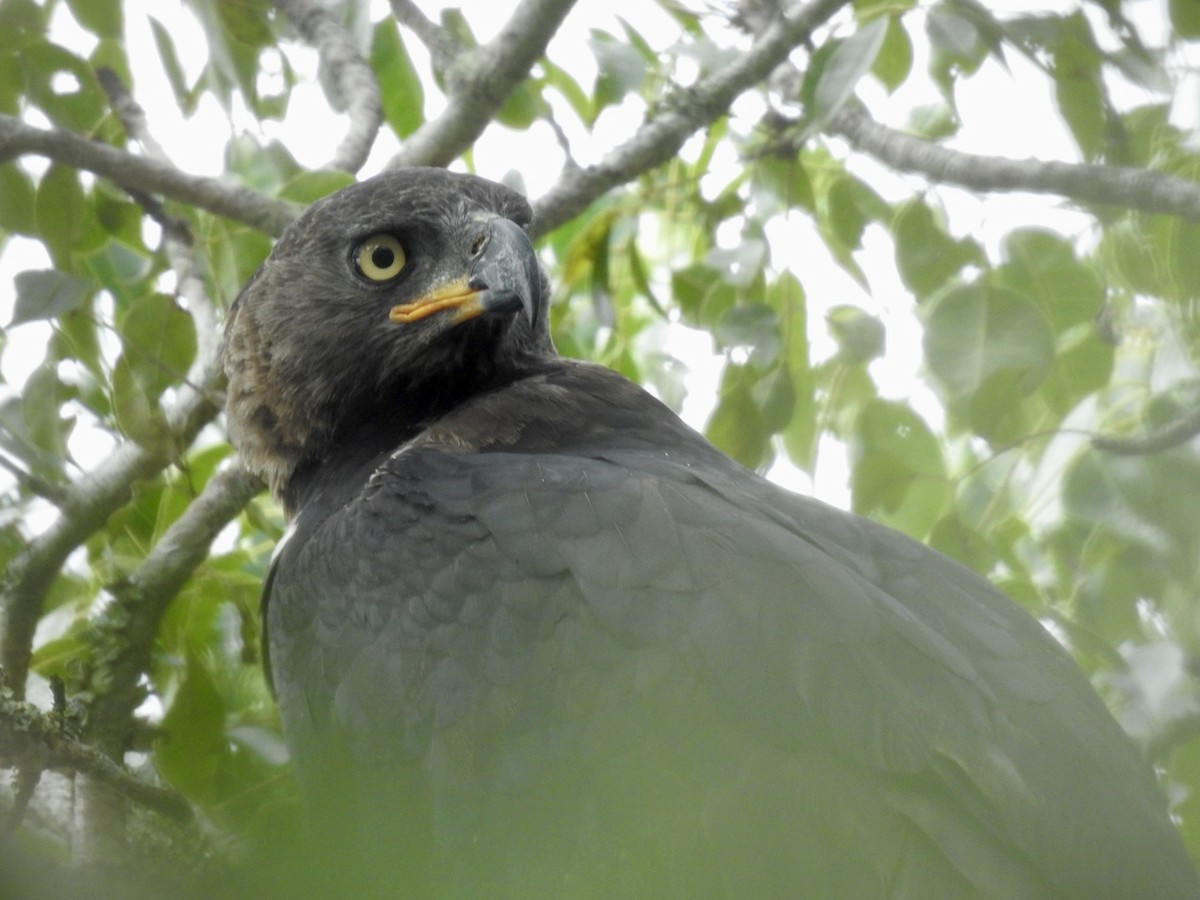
264;361;1198;899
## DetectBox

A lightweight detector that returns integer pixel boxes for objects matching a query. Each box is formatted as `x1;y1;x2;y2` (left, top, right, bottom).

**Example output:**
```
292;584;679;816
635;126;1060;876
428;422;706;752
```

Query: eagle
222;167;1199;898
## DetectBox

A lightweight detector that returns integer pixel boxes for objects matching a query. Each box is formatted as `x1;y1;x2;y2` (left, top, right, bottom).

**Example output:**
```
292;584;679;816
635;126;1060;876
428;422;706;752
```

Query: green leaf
156;653;231;805
892;200;980;297
715;303;780;367
926;6;989;97
907;102;959;140
371;19;424;138
0;395;64;481
279;169;356;204
149;17;192;111
112;355;167;445
996;229;1103;330
20;40;105;132
118;293;198;398
0;0;44;51
805;17;888;121
1063;452;1200;578
22;362;71;460
496;80;544;130
775;273;817;471
1052;14;1105;161
872;16;913;93
671;263;735;329
35;164;105;267
707;367;768;470
750;157;814;216
923;283;1055;436
827;306;885;363
0;165;36;234
65;0;121;38
1170;0;1200;38
590;31;646;118
850;399;948;537
542;58;592;123
11;269;92;325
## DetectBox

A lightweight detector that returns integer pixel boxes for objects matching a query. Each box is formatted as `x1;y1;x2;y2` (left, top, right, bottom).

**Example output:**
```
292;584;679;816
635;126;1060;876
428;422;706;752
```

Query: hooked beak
389;218;539;330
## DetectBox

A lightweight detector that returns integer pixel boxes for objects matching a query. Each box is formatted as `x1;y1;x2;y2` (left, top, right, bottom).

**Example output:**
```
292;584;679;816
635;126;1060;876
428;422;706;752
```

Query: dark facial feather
222;168;554;497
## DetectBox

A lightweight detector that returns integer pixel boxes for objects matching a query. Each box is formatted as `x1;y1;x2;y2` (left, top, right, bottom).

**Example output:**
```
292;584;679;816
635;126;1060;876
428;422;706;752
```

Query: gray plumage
223;167;1199;898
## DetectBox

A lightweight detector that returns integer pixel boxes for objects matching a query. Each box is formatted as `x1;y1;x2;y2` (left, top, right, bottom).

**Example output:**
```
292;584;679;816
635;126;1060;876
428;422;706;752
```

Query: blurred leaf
0;396;64;479
279;169;355;204
907;102;959;139
1064;451;1200;574
542;58;592;123
996;229;1103;330
20;40;106;132
707;366;768;470
496;80;544;130
715;303;780;366
671;263;735;329
118;293;198;398
1170;0;1200;38
850;399;948;537
872;16;913;93
371;19;424;138
750;157;814;216
827;305;885;363
926;5;990;97
112;355;168;446
65;0;121;38
35;164;105;267
923;283;1055;436
591;30;646;118
775;272;817;470
11;269;91;325
0;165;36;234
156;653;230;805
1052;13;1105;161
22;362;71;460
892;200;981;297
803;17;887;123
149;18;192;111
0;0;44;51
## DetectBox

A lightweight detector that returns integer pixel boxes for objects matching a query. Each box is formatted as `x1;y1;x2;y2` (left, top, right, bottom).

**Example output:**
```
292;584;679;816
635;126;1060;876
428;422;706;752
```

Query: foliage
1;0;1199;884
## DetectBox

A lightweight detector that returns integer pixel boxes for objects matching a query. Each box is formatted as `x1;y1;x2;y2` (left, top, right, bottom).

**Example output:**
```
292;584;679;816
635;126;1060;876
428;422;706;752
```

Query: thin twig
0;114;299;236
276;0;382;173
530;0;852;235
83;463;265;756
0;454;67;506
389;0;459;75
387;0;580;169
827;104;1200;222
0;691;192;823
0;359;222;698
1092;406;1200;455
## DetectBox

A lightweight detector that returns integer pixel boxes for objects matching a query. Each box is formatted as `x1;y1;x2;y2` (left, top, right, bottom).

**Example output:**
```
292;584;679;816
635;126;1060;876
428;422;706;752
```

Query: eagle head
222;167;552;497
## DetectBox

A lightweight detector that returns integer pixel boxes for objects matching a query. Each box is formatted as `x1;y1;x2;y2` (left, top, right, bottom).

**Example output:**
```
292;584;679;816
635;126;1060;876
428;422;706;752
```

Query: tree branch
0;690;192;823
387;0;580;169
388;0;459;75
827;104;1200;222
1092;405;1200;456
0;115;299;236
0;357;223;699
276;0;382;174
83;463;265;756
530;0;851;236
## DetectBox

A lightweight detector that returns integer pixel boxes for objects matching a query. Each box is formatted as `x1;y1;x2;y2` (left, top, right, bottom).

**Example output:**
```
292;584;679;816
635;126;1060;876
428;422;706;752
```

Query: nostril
469;232;487;258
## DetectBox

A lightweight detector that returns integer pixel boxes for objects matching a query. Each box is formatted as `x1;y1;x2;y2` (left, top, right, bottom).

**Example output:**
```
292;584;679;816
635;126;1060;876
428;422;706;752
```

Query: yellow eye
355;234;406;281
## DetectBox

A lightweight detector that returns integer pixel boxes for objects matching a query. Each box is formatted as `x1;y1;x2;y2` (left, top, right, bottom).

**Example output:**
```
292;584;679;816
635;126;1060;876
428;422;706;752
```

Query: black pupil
371;246;395;269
